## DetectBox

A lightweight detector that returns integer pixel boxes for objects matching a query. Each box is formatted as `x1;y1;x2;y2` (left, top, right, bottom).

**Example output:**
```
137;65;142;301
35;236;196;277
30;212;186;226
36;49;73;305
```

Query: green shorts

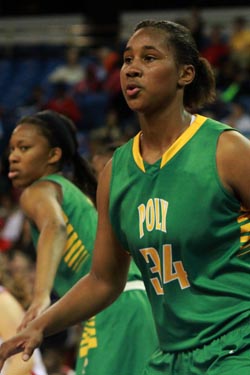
144;317;250;375
75;280;158;375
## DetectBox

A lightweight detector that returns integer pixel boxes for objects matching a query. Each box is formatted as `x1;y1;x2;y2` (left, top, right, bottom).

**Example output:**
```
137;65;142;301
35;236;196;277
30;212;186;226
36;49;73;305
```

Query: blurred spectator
42;347;75;375
216;59;238;93
0;191;24;253
88;108;122;144
44;82;82;126
201;23;230;71
5;248;76;374
101;48;121;95
7;248;35;285
0;252;47;375
12;217;36;262
0;147;11;195
47;46;85;87
186;6;206;51
221;99;250;138
91;141;123;180
101;48;135;129
217;61;250;102
228;16;250;68
73;62;104;95
72;61;108;132
0;115;4;156
6;248;36;305
103;50;121;99
16;85;47;118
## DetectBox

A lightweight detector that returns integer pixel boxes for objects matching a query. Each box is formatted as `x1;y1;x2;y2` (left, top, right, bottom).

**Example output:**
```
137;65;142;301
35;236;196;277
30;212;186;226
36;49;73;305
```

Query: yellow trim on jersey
62;211;89;270
161;114;207;168
237;208;250;255
132;114;207;172
237;207;250;256
133;131;145;172
79;317;98;357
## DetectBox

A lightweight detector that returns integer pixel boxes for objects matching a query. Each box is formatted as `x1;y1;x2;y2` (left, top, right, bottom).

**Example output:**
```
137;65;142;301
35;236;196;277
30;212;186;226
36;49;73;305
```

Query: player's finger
22;342;36;362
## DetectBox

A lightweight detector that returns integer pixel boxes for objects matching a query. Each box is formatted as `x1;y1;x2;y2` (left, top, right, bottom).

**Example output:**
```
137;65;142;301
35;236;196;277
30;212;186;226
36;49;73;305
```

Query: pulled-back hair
134;20;216;111
17;110;97;205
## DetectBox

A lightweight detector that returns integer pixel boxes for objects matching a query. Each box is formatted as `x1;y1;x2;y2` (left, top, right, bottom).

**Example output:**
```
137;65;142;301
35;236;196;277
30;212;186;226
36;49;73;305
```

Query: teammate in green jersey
1;19;250;375
0;109;157;375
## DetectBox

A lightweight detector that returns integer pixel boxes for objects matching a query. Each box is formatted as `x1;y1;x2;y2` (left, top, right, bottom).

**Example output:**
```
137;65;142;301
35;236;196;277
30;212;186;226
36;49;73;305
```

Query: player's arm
0;160;131;366
18;180;67;329
39;159;131;332
217;130;250;209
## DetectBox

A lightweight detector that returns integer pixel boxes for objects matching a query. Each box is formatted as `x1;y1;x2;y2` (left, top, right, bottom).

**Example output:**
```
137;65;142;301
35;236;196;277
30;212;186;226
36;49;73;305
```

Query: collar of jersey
132;114;207;172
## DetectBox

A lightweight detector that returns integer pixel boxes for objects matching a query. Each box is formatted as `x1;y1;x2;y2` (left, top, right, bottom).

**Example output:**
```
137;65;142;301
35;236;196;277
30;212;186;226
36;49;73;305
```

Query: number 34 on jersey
138;198;190;295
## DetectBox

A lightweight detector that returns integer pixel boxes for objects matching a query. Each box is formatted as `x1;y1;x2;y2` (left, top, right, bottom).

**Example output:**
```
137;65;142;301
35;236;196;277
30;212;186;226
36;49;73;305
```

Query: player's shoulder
218;129;250;153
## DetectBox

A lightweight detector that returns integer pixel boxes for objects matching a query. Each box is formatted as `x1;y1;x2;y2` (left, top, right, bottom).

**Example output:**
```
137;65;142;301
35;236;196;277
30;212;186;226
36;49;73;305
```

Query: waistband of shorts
123;280;145;292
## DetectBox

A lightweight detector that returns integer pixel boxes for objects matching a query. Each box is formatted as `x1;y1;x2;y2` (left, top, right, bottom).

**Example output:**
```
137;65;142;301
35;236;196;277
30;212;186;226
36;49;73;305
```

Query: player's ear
177;64;195;87
48;147;62;163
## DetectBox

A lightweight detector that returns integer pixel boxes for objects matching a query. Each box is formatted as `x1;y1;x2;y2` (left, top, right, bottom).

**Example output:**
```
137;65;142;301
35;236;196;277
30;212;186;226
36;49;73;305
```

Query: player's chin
11;178;27;189
125;98;144;112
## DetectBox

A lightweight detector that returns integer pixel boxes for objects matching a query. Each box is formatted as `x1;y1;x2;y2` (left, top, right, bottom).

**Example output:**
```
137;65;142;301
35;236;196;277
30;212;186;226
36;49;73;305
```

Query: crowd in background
0;8;250;374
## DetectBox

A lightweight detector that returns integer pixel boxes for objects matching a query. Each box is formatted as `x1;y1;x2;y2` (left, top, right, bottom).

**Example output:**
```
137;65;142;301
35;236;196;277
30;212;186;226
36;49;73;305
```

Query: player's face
120;27;179;115
8;124;54;188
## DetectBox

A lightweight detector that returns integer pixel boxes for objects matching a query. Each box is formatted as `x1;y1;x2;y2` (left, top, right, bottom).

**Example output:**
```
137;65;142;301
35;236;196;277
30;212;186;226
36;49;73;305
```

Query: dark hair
17;110;97;204
134;20;216;111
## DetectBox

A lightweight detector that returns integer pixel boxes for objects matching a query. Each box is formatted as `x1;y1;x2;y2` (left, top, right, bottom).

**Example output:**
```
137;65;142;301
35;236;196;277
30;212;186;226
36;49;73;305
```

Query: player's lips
8;169;19;179
125;83;141;97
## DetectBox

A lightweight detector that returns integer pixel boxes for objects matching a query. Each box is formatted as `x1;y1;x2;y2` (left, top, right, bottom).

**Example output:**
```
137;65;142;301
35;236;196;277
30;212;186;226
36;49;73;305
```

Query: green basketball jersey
30;174;158;375
30;173;97;297
30;174;142;295
110;114;250;352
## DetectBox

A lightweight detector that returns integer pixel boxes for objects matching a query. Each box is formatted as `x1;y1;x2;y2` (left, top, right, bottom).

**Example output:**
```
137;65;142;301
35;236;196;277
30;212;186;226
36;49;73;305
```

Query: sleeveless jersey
30;174;97;297
29;174;156;375
109;114;250;352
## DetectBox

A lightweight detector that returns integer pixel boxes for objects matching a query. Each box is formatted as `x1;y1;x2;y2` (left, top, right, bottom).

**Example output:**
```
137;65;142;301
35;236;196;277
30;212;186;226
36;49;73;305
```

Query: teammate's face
120;27;179;115
8;124;55;188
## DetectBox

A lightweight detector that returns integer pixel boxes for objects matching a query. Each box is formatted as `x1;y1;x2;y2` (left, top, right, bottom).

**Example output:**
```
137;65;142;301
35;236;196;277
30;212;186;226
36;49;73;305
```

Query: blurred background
0;2;250;374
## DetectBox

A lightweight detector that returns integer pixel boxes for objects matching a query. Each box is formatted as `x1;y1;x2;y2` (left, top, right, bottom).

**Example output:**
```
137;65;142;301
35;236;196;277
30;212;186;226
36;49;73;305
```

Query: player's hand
0;325;44;371
18;295;51;332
